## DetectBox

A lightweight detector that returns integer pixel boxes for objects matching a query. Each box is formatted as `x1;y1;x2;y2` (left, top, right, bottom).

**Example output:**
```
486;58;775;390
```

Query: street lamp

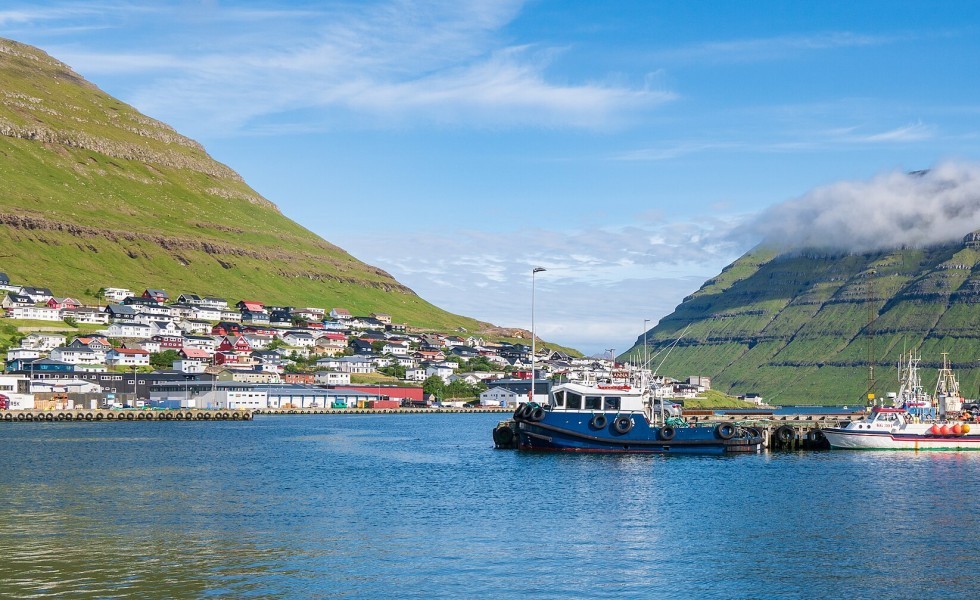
530;267;546;405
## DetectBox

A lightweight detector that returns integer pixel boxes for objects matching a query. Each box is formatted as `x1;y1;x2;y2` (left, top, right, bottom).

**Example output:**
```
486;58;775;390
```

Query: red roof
114;348;149;356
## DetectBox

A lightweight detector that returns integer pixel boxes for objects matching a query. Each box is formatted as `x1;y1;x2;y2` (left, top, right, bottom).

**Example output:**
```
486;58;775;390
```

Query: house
333;356;375;374
200;297;228;310
50;346;104;365
7;347;41;362
142;289;170;303
425;362;456;383
314;370;352;386
46;297;81;310
219;309;243;322
282;373;316;385
350;339;376;354
2;293;34;309
62;307;110;325
371;312;392;325
149;321;181;336
178;318;212;335
282;331;316;347
130;340;161;353
329;307;352;320
104;304;138;320
22;332;66;350
101;287;133;303
69;337;112;352
383;341;410;356
177;293;202;304
20;358;74;374
151;334;184;349
479;386;522;407
405;367;427;382
191;306;223;321
349;316;385;330
20;286;54;303
182;336;218;353
236;300;264;312
103;320;153;339
217;335;253;355
241;310;270;325
313;332;348;356
5;306;62;321
292;307;324;321
106;348;151;367
212;322;243;336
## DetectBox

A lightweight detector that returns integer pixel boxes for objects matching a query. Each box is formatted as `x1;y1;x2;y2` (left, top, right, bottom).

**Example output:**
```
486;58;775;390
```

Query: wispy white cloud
334;216;748;353
650;31;910;64
11;0;670;134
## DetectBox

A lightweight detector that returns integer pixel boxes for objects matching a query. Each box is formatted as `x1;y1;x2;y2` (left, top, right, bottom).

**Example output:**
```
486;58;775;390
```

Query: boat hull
823;428;980;450
515;411;761;454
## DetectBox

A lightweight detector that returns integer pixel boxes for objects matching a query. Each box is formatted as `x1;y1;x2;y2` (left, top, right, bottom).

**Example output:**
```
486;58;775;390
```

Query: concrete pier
0;409;253;422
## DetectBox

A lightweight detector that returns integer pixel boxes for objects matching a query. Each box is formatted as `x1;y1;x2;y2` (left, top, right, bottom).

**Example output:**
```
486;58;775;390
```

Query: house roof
112;348;150;356
181;348;210;359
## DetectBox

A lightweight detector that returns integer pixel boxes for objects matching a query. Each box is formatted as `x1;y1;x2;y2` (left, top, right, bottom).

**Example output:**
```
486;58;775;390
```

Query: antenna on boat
861;269;878;405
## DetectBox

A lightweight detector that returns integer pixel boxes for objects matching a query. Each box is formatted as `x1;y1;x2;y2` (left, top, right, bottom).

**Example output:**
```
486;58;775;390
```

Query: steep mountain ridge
0;38;485;331
626;237;980;404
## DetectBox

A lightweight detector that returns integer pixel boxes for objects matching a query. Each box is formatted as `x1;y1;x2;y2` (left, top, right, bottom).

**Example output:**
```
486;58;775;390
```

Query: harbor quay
1;405;857;451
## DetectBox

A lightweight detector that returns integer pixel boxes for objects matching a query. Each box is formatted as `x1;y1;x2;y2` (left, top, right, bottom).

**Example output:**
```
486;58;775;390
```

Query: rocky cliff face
627;236;980;404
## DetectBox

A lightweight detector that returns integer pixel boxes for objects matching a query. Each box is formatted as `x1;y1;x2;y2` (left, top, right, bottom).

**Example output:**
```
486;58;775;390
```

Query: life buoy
660;425;676;441
613;415;633;434
715;423;736;440
590;414;608;429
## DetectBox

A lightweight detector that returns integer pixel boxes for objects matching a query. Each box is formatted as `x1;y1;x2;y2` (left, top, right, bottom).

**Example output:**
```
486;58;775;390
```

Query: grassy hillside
625;241;980;405
0;38;490;332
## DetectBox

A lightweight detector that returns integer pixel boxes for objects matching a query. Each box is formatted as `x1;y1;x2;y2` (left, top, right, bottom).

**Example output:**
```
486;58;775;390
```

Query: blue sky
4;1;980;355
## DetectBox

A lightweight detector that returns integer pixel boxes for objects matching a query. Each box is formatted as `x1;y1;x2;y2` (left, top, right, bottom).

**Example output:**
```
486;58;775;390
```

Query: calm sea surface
2;413;979;599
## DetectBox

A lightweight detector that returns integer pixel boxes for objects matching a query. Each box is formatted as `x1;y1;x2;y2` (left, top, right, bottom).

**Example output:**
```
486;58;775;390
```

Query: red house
142;289;170;303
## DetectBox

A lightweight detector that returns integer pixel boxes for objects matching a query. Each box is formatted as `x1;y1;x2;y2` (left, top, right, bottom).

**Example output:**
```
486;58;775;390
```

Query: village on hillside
0;273;713;411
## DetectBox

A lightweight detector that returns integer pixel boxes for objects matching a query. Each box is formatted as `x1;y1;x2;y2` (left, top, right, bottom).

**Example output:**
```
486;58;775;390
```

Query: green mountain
0;38;487;332
625;236;980;404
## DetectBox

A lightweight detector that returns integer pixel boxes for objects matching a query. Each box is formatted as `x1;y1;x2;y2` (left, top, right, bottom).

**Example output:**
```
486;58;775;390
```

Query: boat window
566;392;582;410
584;396;601;410
553;390;565;407
604;397;621;410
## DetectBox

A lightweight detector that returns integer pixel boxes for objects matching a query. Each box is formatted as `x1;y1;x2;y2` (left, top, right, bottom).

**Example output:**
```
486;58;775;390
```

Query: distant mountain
624;236;980;404
0;38;486;332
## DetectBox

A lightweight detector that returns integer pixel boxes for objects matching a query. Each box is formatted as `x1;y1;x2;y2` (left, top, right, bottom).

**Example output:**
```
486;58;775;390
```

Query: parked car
652;401;682;417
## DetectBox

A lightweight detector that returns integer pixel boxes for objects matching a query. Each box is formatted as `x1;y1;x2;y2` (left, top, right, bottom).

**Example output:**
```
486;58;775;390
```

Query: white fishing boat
825;352;980;450
823;406;980;450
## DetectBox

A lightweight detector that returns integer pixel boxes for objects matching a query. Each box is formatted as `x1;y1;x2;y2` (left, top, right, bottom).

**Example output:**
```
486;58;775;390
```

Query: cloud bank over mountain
739;161;980;253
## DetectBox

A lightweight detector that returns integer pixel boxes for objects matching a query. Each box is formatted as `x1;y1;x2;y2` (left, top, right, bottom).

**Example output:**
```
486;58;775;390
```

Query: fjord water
2;415;978;599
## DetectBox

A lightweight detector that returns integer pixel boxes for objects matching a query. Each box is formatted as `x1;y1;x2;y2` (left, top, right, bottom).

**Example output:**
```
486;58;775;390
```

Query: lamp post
530;267;546;405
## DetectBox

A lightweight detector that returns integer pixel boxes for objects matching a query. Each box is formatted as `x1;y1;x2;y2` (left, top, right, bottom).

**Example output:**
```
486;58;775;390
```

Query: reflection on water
2;416;980;598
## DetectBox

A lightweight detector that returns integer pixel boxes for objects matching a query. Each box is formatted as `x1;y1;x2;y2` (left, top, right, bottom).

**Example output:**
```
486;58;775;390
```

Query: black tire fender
613;415;633;434
716;423;736;440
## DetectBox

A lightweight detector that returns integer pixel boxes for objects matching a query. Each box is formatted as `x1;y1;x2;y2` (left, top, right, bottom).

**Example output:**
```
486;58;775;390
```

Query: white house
191;306;224;321
314;370;352;386
50;346;105;365
333;356;375;374
104;321;153;339
406;367;427;381
7;347;41;362
5;306;62;321
21;332;66;350
425;362;455;383
282;331;316;347
63;307;110;324
101;287;133;303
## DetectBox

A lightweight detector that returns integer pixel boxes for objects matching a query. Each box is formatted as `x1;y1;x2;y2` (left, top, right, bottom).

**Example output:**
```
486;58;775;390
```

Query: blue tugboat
493;381;762;454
